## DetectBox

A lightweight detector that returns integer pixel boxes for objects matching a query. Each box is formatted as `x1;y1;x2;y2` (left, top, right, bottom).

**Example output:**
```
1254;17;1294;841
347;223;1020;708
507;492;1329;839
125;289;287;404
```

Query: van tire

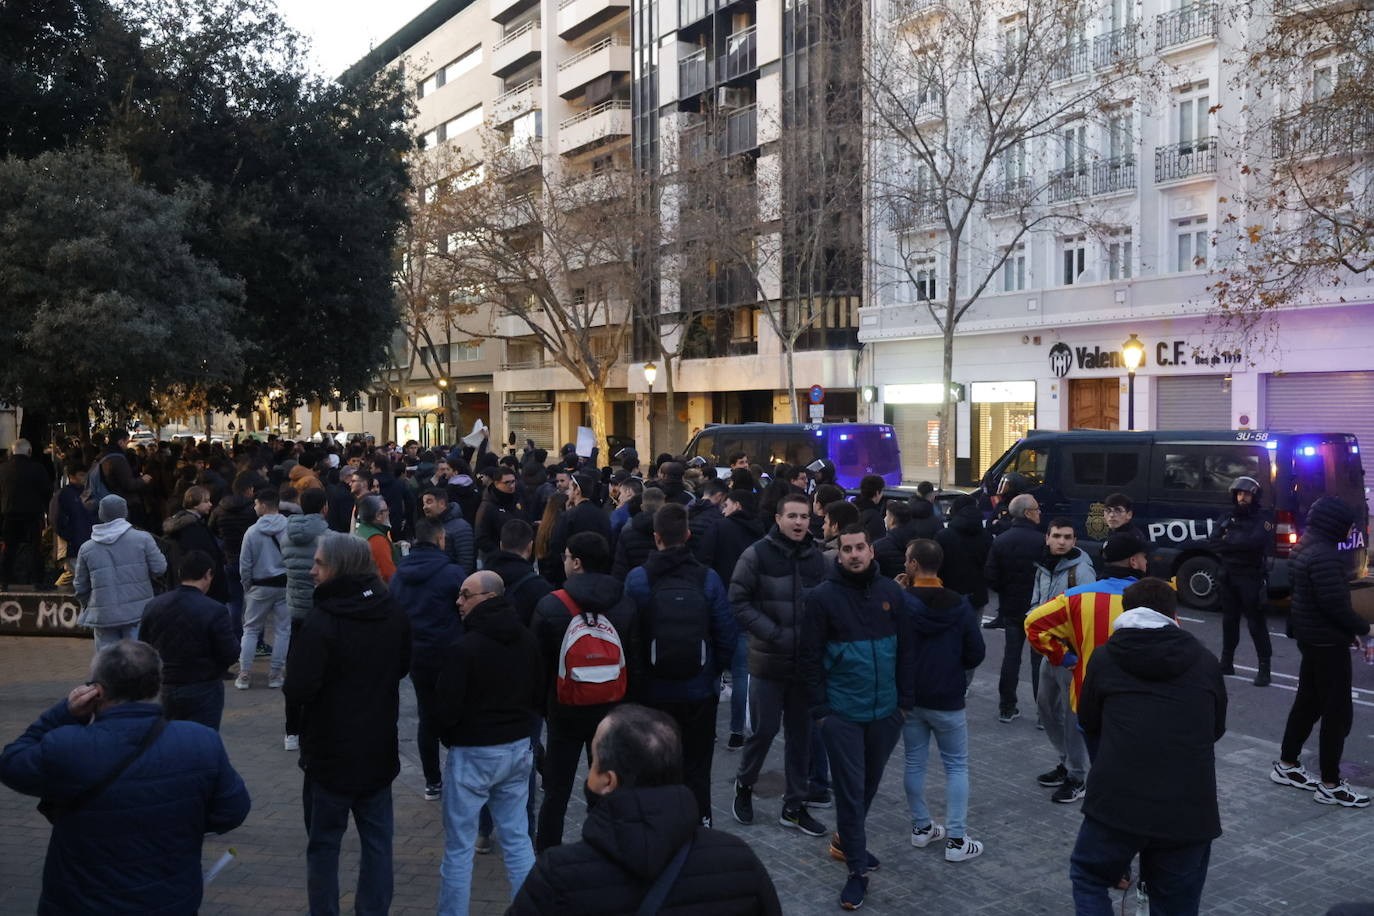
1176;556;1222;611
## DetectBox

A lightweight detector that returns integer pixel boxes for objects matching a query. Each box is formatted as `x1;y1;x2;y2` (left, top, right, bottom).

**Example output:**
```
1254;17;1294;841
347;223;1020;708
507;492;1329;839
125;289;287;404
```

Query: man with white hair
74;495;167;651
0;438;53;589
983;492;1045;723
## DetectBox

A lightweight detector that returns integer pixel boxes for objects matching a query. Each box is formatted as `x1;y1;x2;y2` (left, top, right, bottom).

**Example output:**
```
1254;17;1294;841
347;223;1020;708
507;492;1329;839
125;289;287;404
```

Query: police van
979;430;1369;609
683;423;903;490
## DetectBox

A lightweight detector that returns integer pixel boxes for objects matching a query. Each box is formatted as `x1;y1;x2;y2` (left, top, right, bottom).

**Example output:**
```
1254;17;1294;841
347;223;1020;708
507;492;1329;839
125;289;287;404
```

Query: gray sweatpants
1038;663;1089;782
736;676;811;809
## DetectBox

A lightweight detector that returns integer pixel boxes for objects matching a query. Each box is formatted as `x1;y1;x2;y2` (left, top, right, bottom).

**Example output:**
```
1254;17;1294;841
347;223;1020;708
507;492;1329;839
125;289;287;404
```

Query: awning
393;407;447;417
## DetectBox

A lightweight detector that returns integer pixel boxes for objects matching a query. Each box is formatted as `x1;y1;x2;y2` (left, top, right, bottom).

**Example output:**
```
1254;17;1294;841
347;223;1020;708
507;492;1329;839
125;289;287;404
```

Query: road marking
1232;663;1374;696
1223;674;1374;708
1179;615;1205;623
1268;632;1288;639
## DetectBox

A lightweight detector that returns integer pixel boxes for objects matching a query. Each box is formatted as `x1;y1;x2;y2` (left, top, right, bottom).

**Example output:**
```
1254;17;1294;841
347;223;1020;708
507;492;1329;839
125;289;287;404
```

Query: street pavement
1;601;1371;915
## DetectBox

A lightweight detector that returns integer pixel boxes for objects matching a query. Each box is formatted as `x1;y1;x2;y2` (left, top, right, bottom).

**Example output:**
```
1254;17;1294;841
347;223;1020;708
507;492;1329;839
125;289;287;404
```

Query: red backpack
554;590;627;706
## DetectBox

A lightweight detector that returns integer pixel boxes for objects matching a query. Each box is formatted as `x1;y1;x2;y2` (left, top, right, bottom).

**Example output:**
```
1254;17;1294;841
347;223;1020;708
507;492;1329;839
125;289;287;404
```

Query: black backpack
645;562;711;681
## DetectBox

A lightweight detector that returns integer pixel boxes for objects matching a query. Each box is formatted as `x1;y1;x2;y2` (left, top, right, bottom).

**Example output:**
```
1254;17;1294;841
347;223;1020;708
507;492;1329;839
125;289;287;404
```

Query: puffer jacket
611;509;656;580
507;784;782;916
984;518;1044;618
0;700;250;915
935;502;992;608
73;519;168;627
388;542;465;679
800;561;914;723
283;513;330;621
873;507;945;578
162;509;228;602
475;486;525;558
701;509;765;588
1030;547;1097;608
688;499;723;562
729;527;827;681
288;464;323;499
208;494;257;565
1288;497;1368;646
436;502;475;576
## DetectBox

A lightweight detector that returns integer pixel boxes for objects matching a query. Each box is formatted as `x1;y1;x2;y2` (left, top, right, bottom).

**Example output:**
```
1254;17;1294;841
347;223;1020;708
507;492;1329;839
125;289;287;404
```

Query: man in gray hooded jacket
237;488;291;690
74;495;167;651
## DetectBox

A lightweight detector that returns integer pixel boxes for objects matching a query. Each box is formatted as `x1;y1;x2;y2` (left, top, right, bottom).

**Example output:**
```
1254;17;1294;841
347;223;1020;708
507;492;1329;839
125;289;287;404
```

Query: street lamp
1121;333;1144;431
643;361;657;458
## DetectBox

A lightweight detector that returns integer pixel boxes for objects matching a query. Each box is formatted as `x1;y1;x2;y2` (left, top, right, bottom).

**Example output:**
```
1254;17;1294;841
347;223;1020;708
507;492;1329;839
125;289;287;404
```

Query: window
1106;110;1133;160
1160;447;1266;494
1061;123;1088;175
1002;243;1026;291
1176;83;1210;148
1109;0;1134;29
1002;142;1028;183
1313;64;1334;101
1069;451;1141;488
913;256;937;301
1061;234;1086;284
445;105;483;140
1001;21;1028;75
420;128;440;150
451;340;482;362
1008;445;1047;485
418;73;439;99
1175;217;1208;271
510;110;542;143
444;45;483;83
1106;230;1132;279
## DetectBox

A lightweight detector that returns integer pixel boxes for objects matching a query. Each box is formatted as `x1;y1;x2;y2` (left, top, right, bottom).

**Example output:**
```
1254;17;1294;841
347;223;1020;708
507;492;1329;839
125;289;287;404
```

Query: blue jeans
161;680;225;730
902;707;970;838
1070;815;1211;915
92;623;139;653
240;584;290;673
439;739;535;916
302;778;394;916
729;635;749;734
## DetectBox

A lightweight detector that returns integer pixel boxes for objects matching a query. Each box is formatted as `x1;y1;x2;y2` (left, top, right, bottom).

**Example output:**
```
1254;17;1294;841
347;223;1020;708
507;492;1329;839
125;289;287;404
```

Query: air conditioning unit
717;87;750;109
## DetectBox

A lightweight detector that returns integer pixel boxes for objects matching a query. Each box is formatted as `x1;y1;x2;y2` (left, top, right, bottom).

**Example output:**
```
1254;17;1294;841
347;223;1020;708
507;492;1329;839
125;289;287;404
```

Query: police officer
1210;476;1272;686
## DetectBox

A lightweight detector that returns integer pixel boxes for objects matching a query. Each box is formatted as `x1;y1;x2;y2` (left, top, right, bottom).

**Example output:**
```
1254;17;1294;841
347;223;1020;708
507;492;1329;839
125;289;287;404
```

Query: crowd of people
0;427;1370;915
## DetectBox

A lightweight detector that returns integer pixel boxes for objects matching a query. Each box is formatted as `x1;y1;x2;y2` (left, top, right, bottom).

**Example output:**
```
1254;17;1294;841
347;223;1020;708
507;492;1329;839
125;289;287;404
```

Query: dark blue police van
979;430;1369;609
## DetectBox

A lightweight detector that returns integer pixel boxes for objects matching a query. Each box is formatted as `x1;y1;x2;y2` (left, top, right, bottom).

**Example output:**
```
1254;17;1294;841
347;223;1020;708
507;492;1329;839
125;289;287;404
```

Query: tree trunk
784;339;800;424
662;352;681;454
585;378;611;461
939;320;956;490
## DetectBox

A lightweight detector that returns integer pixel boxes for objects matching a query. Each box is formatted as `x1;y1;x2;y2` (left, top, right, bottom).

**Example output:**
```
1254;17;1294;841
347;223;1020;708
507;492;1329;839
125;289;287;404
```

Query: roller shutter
505;404;555;451
1156;375;1231;430
887;404;943;483
1266;371;1374;449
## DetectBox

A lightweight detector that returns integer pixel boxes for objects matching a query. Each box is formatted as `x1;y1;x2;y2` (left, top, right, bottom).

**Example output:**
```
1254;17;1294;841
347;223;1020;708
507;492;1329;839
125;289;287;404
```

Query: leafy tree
0;149;243;419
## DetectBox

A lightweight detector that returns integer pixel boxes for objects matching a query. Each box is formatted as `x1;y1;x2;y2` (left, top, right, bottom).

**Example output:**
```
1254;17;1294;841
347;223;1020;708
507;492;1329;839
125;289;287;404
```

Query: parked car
978;429;1369;609
683;423;903;490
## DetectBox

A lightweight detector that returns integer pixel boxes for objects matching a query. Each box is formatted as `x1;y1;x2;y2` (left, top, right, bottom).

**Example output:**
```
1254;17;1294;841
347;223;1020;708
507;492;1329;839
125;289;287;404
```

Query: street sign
809;404;825;421
808;384;825;405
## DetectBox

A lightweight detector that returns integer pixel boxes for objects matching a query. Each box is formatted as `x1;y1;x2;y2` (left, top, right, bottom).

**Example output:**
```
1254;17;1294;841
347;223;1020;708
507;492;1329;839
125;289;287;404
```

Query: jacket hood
485;550;537;586
1305;497;1357;544
90;518;134;544
582;785;700;881
905;585;969;634
394;542;452;584
643;544;700;580
563;571;630;613
1037;546;1091;573
628;510;655;537
1105;621;1201;682
287;512;329;546
289;465;320;484
462;595;523;643
252;513;289;537
910;498;934;520
163;509;203;537
726;511;765;538
314;573;394;620
440;501;465;523
948;501;985;535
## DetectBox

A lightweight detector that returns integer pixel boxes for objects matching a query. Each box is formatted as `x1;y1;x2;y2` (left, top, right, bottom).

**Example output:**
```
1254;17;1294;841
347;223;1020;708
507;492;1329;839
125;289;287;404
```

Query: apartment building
861;0;1374;486
626;0;866;456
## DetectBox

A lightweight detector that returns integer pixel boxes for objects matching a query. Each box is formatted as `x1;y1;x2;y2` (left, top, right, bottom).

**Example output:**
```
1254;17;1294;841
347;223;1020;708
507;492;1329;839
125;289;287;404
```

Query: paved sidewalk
0;632;1370;914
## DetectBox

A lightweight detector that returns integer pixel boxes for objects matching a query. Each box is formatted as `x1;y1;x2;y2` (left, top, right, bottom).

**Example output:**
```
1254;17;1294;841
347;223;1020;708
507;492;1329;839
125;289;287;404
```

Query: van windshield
1292;436;1366;529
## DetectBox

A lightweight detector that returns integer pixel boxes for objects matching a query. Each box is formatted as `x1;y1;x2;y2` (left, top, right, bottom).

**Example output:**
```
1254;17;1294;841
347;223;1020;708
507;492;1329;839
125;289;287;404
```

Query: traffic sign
809;404;825;421
808;385;825;405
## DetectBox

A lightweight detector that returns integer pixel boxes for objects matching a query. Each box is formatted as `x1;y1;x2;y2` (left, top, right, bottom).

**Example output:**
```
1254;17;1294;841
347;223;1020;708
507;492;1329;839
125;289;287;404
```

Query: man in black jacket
1071;578;1226;914
435;570;543;914
140;550;238;729
0;438;52;589
370;455;416;542
703;489;766;749
531;532;637;851
484;519;553;628
984;493;1045;722
611;486;664;579
474;467;526;560
209;471;262;640
508;704;781;916
1272;496;1371;807
873;498;943;578
688;479;727;561
1209;476;1272;685
284;533;411;916
936;495;992;611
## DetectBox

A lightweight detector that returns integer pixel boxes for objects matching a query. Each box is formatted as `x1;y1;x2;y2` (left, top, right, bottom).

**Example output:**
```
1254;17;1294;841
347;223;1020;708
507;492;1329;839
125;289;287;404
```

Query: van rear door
1289;436;1368;575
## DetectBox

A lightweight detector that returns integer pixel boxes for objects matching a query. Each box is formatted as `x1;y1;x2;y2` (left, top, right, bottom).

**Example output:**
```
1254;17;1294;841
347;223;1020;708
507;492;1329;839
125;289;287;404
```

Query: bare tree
866;0;1142;485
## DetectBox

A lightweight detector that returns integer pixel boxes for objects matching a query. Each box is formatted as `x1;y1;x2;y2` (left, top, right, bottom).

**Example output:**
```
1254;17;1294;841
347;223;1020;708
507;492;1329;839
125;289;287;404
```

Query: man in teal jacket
801;523;915;912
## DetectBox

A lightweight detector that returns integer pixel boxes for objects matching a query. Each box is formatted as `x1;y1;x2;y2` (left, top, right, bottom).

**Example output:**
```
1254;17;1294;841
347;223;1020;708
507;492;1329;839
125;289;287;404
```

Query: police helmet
1229;476;1261;497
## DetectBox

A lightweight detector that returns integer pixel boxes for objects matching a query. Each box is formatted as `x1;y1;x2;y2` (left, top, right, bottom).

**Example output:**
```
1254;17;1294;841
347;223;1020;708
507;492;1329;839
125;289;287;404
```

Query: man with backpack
237;487;291;691
86;429;152;528
531;531;637;851
623;503;737;825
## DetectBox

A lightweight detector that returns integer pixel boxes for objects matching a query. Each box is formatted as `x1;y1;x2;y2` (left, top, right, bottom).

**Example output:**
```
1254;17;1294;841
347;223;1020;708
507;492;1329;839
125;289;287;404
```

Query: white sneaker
1314;780;1371;807
944;837;984;863
910;823;947;848
235;672;251;690
284;734;299;751
268;672;284;689
1270;760;1318;791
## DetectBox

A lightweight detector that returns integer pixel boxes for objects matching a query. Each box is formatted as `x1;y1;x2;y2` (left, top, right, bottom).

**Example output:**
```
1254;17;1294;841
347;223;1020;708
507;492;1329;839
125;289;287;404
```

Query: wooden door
1070;378;1120;430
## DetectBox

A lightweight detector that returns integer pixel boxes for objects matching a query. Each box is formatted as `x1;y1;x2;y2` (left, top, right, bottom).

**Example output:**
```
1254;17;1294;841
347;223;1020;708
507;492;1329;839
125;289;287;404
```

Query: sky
275;0;436;78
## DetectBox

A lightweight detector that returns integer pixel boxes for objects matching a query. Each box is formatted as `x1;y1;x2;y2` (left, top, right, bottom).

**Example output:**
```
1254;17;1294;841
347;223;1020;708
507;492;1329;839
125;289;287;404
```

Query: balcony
1092;23;1137;69
557;0;629;39
1273;108;1374;160
491;0;537;24
1051;40;1090;81
719;25;758;82
984;176;1031;213
679;48;708;99
491;20;541;78
1154;137;1217;182
1155;3;1217;52
724;105;758;156
892;0;941;22
1048;166;1089;202
491;79;541;127
558;100;632;155
557;37;631;99
1091;155;1136;195
889;192;942;228
492;140;543;177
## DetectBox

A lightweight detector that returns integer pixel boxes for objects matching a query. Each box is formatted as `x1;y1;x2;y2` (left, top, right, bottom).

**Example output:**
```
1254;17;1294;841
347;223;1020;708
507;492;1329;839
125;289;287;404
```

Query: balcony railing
1273;108;1374;159
679;48;708;98
495;78;541;106
1051;40;1090;81
1048;166;1089;201
891;0;940;21
889;193;943;227
720;25;758;82
1093;23;1137;69
1092;155;1136;195
724;104;758;156
559;98;632;131
1154;137;1217;182
558;36;629;72
494;19;539;51
1155;2;1217;50
984;176;1031;212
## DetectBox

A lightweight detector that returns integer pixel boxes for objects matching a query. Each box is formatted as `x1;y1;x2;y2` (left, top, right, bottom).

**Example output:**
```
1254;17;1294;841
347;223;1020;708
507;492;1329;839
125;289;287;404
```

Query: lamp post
643;361;658;459
1121;333;1144;431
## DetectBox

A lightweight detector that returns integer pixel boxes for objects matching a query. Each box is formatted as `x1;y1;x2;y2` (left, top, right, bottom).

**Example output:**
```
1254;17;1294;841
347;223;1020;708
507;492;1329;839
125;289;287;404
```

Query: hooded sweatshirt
1287;496;1368;646
73;519;168;627
904;579;986;710
935;501;993;607
435;595;543;747
1078;612;1226;843
1030;546;1097;608
388;542;465;678
239;512;289;591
